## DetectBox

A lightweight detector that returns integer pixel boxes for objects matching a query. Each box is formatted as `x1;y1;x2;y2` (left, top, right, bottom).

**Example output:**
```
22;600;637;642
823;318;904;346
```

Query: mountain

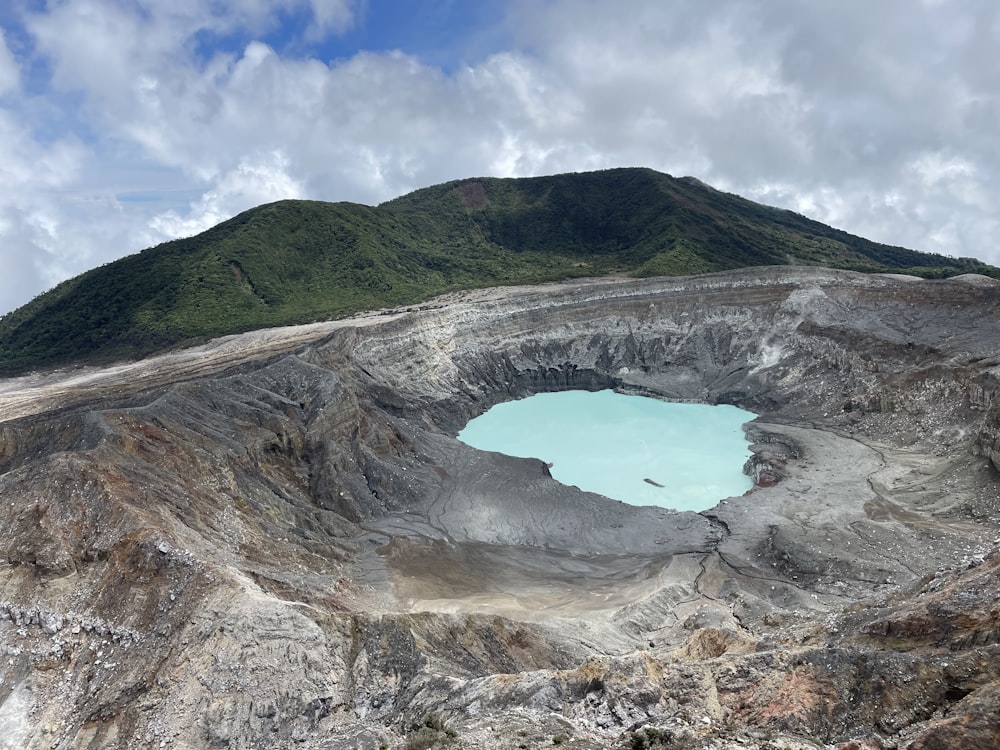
0;167;994;374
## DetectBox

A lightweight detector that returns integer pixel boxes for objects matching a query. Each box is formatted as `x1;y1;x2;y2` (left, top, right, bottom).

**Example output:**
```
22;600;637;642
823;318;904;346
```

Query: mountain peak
0;168;995;374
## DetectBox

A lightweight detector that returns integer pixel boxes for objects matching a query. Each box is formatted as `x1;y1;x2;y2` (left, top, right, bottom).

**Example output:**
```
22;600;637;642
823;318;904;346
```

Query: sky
0;0;998;316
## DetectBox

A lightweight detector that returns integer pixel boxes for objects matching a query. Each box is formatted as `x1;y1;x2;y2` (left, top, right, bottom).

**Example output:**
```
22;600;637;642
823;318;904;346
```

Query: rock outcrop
2;267;1000;749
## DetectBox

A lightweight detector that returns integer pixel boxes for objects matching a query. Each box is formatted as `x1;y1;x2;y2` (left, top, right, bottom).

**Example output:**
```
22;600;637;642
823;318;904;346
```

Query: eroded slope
1;267;1000;749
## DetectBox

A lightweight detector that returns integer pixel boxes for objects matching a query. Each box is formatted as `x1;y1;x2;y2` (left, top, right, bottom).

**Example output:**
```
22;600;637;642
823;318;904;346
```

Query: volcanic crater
2;266;1000;749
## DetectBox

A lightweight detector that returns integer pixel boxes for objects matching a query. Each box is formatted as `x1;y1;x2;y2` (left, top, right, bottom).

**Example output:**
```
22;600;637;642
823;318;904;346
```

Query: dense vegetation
0;167;994;374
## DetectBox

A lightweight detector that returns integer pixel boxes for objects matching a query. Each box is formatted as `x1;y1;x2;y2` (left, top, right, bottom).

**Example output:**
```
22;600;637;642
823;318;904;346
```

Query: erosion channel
2;266;1000;749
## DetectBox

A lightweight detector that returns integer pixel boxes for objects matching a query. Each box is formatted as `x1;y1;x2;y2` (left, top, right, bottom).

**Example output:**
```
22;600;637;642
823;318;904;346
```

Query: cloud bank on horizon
0;0;997;315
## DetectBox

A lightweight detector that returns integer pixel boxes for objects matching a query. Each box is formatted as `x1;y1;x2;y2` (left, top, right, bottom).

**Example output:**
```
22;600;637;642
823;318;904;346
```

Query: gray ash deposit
2;266;1000;749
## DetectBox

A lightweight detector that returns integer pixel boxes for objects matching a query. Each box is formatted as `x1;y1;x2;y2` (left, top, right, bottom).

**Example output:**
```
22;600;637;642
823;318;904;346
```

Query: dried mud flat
2;267;1000;749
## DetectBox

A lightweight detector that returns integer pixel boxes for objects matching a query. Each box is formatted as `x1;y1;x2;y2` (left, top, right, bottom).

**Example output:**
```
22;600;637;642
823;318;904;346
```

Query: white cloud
0;105;95;310
304;0;358;39
148;150;306;239
0;29;19;94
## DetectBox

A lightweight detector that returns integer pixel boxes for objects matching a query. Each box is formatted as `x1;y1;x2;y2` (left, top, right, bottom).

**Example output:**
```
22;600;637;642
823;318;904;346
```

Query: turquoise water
457;389;756;511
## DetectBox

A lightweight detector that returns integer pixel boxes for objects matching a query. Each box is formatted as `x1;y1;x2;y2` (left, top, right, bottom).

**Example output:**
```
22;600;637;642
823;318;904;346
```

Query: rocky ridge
1;266;1000;748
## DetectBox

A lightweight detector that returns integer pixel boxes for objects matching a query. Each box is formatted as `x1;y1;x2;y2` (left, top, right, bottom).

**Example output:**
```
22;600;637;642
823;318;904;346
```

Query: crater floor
2;267;1000;749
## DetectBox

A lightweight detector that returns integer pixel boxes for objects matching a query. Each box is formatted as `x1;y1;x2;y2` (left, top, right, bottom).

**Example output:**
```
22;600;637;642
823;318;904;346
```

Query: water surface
457;389;755;511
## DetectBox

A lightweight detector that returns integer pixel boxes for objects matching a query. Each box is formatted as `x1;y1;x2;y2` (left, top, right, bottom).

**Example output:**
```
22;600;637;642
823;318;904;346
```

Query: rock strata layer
1;267;1000;749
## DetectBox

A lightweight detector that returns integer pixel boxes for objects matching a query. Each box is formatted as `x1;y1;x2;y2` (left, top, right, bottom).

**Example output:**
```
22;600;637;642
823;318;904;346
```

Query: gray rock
0;267;999;748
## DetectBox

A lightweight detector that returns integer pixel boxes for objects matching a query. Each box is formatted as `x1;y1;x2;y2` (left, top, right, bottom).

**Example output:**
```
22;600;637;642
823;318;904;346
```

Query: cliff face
2;267;1000;749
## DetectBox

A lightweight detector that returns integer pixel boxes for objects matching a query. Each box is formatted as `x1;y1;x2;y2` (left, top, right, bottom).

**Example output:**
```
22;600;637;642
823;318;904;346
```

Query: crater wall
1;267;1000;749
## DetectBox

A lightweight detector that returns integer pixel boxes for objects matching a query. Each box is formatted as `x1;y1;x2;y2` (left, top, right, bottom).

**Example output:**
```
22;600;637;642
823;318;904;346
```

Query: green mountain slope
0;167;994;374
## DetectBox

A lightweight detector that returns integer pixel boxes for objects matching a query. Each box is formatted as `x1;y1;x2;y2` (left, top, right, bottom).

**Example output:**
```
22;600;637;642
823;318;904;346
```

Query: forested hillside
0;168;992;373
